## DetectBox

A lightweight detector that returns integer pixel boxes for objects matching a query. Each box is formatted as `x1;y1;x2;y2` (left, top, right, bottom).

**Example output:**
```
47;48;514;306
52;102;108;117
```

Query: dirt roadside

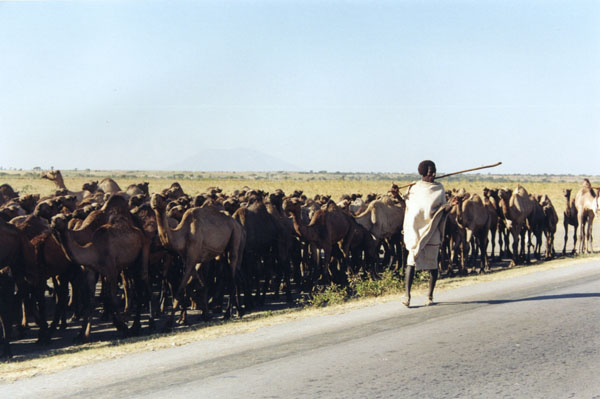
1;254;599;383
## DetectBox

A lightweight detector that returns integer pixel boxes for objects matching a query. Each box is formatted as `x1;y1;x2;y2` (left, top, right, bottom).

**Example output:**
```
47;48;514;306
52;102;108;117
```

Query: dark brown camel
539;195;558;259
282;198;357;286
562;188;578;255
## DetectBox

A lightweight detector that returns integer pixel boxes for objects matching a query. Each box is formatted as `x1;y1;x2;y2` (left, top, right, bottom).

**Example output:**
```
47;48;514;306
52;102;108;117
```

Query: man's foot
401;296;410;308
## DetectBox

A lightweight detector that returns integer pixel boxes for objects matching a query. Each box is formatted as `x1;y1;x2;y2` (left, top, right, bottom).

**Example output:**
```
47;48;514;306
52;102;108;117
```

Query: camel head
498;188;512;201
139;182;149;196
50;213;69;232
34;199;62;220
129;194;146;209
150;193;168;212
16;194;40;214
167;205;186;221
41;170;61;181
194;194;207;208
59;195;78;212
282;197;302;215
563;188;572;198
82;181;99;192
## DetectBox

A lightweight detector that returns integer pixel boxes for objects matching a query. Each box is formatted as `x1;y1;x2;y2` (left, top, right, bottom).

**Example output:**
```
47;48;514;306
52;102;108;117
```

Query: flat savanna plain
1;170;599;381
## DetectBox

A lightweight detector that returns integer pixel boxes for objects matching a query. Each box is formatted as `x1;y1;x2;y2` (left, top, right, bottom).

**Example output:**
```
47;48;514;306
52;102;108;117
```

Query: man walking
402;160;451;307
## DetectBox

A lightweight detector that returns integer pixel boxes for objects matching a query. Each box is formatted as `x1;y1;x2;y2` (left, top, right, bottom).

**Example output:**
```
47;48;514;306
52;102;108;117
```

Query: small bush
310;284;349;307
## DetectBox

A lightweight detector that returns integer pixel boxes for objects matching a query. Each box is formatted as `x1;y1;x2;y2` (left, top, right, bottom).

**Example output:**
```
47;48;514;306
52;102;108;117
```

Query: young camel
150;193;245;327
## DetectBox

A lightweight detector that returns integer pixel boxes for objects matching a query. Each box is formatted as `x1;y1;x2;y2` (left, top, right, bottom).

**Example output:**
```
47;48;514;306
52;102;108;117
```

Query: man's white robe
403;181;450;270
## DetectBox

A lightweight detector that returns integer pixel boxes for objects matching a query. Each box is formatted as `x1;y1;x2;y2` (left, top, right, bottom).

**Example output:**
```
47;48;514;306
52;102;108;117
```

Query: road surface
3;259;600;398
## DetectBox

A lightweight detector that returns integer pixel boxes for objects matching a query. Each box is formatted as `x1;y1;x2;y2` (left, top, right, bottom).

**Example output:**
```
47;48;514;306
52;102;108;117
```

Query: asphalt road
3;259;600;399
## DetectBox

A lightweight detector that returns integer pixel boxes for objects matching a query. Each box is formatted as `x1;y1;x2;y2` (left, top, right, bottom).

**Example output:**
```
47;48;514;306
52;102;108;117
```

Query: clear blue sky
1;0;598;174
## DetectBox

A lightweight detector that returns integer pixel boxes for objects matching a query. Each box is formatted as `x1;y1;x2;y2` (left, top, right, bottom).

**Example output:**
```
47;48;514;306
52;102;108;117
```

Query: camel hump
515;185;529;197
469;193;483;204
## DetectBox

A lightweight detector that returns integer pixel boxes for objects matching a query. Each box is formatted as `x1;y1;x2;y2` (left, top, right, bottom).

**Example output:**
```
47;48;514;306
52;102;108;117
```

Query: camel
10;215;80;332
482;188;499;261
526;195;546;260
455;193;491;273
0;267;19;358
234;194;292;306
539;195;558;259
98;177;122;195
353;196;406;272
0;184;19;207
126;182;149;199
150;193;245;325
282;198;357;286
562;188;578;255
51;212;152;340
486;188;510;259
0;218;46;348
41;170;98;202
441;198;467;275
574;179;598;254
498;186;535;266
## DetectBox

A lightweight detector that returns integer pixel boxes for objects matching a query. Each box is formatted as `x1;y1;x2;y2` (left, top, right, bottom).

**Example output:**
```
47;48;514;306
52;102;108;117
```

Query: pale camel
353;195;406;272
574;179;598;254
151;193;245;325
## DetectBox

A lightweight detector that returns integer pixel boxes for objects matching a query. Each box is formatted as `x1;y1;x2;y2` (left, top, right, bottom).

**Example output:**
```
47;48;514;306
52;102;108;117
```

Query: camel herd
0;170;598;358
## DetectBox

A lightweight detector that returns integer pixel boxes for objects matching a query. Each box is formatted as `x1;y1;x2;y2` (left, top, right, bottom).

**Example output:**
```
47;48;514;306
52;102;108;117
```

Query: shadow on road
438;292;600;307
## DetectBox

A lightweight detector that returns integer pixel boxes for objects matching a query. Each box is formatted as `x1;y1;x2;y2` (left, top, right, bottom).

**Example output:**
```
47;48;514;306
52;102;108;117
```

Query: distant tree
33;166;41;171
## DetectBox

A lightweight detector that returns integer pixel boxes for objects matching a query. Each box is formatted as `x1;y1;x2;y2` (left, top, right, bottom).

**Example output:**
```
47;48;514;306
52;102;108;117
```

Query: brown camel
234;194;291;306
52;213;152;340
574;179;598;254
0;184;19;207
98;177;122;195
282;198;357;286
0;218;45;350
126;182;149;199
562;188;578;255
526;194;546;260
41;170;98;202
10;215;80;332
498;186;535;266
455;193;491;273
539;195;558;259
151;193;245;325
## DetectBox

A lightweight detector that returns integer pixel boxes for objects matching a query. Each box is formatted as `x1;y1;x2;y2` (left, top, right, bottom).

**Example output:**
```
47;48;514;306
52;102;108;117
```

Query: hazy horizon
1;1;598;175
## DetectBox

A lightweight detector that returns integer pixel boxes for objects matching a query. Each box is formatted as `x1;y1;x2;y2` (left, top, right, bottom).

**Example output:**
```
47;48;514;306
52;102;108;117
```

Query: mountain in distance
166;148;303;172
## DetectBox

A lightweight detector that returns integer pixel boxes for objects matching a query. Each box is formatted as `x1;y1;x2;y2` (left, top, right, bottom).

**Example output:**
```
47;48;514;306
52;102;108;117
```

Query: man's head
418;160;436;182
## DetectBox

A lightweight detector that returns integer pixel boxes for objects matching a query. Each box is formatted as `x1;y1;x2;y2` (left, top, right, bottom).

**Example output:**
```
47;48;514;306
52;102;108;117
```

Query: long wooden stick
397;162;502;189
